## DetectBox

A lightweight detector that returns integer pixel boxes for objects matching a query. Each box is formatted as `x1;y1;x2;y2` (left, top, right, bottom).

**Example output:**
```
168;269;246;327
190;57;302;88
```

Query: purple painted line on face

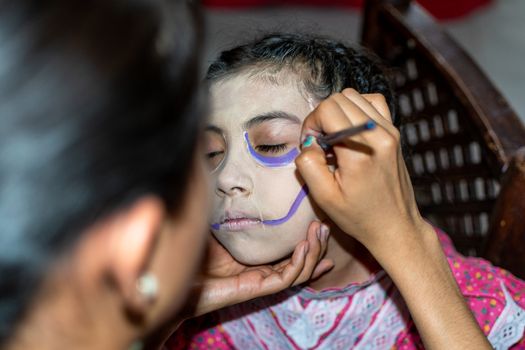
210;185;309;230
262;185;309;226
244;132;299;167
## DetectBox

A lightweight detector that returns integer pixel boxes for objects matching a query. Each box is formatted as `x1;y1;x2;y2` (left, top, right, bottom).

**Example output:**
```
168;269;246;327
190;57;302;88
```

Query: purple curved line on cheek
210;133;304;230
210;185;309;229
262;185;309;226
244;132;299;167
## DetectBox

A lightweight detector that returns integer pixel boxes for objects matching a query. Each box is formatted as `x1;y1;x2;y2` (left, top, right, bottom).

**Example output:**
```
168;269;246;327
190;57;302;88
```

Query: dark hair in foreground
207;33;397;125
0;0;202;343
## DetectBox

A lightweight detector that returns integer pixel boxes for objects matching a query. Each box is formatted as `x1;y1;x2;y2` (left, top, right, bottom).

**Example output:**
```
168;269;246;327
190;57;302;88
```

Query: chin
219;238;295;266
235;252;284;265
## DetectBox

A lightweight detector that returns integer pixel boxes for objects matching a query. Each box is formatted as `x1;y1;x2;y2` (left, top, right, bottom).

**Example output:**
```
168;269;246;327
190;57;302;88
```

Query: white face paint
205;72;322;265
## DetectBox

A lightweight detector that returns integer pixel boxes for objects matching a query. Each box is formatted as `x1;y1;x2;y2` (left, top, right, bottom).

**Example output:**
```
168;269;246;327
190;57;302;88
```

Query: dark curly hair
206;33;397;126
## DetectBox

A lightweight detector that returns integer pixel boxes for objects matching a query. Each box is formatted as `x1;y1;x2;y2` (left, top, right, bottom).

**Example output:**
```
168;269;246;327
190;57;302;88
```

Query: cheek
272;193;320;241
257;167;321;224
254;168;303;216
210;189;222;222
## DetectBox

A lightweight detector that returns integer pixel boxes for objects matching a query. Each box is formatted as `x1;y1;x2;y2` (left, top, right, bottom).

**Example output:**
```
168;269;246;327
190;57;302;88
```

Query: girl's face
206;72;322;265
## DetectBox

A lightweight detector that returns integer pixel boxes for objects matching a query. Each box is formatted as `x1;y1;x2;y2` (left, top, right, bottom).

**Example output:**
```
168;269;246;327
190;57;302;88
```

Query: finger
341;89;390;124
335;90;401;161
294;222;331;284
256;239;313;293
273;240;309;287
311;258;335;280
343;89;397;137
332;92;371;125
338;90;396;143
317;223;330;258
329;94;370;146
295;138;343;208
270;221;321;272
300;96;354;142
302;92;383;157
361;93;393;123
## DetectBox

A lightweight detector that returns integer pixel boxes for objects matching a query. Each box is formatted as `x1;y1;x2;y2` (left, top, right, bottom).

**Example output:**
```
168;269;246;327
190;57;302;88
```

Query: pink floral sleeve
394;229;525;349
165;313;232;350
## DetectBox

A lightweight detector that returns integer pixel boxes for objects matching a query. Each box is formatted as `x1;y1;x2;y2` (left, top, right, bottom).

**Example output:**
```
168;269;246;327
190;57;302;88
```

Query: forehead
209;72;313;127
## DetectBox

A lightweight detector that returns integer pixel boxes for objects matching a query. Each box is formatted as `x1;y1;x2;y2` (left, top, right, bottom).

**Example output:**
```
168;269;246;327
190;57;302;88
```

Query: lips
213;211;262;231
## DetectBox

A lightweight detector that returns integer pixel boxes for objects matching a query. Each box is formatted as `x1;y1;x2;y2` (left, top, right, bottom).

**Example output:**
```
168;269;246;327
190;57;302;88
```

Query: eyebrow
243;111;301;129
205;125;223;134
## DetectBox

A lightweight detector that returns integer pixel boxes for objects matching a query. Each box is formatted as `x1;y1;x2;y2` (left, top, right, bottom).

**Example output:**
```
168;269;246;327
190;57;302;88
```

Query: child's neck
307;225;380;291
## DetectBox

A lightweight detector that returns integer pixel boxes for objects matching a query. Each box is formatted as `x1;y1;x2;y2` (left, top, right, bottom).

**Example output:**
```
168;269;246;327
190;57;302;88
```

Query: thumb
295;136;341;208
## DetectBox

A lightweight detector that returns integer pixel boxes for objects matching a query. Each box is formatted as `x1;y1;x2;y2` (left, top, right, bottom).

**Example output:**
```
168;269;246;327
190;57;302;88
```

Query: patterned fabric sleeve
392;319;424;350
453;258;525;349
439;229;525;349
394;228;525;349
165;313;232;350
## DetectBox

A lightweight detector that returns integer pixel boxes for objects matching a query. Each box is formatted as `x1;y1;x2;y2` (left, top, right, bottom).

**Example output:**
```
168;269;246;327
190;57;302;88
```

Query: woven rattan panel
372;29;500;256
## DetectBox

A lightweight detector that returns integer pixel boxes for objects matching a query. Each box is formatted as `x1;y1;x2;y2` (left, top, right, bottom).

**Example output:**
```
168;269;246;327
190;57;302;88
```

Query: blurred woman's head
0;0;208;347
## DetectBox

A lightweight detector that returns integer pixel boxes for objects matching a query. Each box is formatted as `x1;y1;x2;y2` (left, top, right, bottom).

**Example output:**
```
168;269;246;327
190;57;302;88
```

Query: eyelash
206;144;288;158
206;151;224;159
255;144;288;153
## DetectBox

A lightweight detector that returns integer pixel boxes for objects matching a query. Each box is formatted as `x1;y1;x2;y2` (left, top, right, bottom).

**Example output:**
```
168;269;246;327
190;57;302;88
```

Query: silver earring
136;272;158;302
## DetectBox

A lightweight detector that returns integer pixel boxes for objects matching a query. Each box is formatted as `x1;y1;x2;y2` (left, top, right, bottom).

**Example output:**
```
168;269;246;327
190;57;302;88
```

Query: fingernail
324;261;335;272
302;135;315;148
322;263;335;273
320;224;330;242
316;227;322;240
313;260;335;278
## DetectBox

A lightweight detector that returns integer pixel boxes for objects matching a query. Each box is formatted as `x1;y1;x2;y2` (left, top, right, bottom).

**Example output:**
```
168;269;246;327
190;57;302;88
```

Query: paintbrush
316;120;376;151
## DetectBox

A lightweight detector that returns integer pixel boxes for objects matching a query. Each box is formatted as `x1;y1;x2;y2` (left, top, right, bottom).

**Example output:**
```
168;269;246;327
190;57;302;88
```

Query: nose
215;158;254;198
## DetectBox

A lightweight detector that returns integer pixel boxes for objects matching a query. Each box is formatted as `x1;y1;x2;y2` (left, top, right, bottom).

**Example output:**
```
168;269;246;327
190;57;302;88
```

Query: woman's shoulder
436;227;525;349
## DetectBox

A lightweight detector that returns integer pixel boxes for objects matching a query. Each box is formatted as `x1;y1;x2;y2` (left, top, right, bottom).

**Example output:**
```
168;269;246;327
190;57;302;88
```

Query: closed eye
255;144;288;153
206;151;224;159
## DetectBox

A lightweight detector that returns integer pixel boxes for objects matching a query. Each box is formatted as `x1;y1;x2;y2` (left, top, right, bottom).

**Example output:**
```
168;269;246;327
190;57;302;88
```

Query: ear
106;196;166;318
